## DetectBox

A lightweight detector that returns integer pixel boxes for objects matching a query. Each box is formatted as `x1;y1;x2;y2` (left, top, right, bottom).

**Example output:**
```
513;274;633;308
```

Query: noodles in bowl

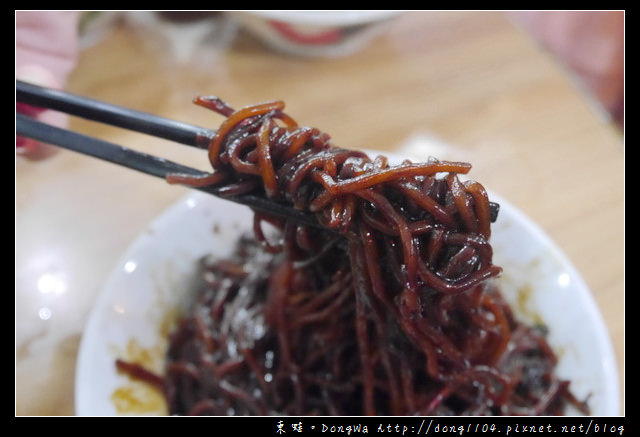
75;96;619;416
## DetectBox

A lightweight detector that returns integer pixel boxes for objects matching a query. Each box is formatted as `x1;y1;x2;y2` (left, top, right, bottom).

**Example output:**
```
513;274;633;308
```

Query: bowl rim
234;10;403;26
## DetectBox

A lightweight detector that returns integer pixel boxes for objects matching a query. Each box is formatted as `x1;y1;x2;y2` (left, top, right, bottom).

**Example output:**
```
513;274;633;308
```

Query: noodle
119;97;589;416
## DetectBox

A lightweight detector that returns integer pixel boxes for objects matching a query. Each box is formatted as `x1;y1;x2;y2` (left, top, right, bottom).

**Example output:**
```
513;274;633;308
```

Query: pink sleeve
16;11;80;88
16;11;81;158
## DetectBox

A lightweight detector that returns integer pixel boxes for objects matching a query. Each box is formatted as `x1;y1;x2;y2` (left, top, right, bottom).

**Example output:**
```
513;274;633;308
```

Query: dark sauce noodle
118;96;589;416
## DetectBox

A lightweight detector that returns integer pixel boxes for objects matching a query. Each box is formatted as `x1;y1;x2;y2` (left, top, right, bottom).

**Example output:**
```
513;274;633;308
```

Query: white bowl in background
229;11;403;58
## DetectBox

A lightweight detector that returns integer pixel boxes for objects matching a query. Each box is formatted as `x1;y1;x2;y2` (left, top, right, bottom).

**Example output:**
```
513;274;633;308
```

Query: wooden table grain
15;11;624;416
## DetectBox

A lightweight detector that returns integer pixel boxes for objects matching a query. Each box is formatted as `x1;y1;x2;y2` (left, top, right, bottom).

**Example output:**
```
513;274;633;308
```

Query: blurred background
16;10;624;415
73;11;624;125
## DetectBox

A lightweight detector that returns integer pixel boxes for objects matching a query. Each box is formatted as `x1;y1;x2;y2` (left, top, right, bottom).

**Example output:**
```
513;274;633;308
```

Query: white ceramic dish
229;11;402;58
75;155;619;416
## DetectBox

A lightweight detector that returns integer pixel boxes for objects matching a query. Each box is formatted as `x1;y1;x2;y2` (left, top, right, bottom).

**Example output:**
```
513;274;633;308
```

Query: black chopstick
16;80;499;225
16;80;214;149
15;112;325;230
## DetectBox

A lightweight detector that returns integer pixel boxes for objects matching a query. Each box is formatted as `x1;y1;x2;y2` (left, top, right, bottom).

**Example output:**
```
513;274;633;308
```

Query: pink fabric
16;11;80;159
16;11;79;87
507;11;624;125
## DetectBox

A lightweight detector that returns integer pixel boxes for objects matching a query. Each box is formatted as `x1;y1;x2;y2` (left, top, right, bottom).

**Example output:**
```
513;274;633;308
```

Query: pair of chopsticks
16;80;499;227
15;80;325;229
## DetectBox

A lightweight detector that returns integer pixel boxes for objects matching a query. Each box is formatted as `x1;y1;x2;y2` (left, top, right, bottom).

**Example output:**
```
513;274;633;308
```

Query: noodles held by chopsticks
119;96;589;416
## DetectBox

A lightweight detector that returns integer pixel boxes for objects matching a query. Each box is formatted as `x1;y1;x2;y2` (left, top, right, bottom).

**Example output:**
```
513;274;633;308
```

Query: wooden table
16;11;624;416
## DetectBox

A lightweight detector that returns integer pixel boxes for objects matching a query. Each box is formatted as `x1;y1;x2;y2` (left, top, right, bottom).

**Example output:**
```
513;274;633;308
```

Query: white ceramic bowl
75;155;619;416
229;11;403;58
